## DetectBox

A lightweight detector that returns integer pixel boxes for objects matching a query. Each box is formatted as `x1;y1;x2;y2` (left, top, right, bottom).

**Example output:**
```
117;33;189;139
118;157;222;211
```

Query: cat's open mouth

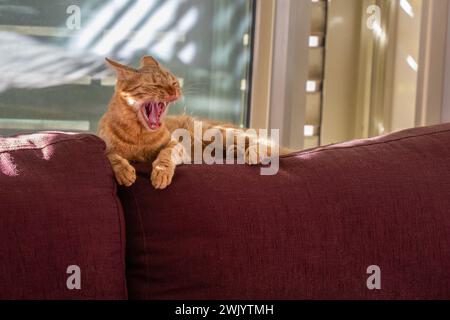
140;101;169;130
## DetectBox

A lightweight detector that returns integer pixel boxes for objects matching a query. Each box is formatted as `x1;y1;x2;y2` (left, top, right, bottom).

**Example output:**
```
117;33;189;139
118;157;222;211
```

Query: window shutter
305;0;328;148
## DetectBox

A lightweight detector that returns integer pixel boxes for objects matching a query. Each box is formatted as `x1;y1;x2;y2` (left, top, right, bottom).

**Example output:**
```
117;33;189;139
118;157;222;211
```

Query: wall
321;0;363;145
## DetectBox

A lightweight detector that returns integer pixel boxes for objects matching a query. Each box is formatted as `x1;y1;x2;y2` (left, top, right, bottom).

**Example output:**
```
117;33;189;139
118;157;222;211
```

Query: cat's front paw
151;164;175;190
114;163;136;187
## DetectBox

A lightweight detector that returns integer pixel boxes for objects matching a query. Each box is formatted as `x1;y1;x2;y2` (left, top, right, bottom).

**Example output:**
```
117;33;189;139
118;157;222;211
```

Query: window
320;0;426;145
0;0;255;136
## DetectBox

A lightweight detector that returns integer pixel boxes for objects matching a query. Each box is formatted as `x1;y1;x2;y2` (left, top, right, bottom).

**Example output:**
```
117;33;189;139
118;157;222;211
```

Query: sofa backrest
119;123;450;299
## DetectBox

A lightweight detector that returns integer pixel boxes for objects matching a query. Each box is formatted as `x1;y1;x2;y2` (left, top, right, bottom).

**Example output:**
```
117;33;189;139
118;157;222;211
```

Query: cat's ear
105;58;138;80
140;56;159;68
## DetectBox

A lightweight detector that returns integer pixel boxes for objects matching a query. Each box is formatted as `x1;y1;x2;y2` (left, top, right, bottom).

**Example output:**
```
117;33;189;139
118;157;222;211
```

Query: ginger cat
98;56;289;189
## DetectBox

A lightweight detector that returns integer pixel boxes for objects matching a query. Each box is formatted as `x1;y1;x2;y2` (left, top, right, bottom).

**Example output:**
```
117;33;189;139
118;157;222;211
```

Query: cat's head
106;56;181;131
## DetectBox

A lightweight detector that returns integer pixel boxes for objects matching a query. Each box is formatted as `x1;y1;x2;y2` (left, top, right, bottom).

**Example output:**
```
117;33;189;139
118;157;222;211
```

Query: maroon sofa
1;124;450;299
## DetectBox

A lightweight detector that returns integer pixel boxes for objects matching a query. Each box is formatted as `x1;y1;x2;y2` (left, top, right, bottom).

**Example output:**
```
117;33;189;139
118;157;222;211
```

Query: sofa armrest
0;132;127;299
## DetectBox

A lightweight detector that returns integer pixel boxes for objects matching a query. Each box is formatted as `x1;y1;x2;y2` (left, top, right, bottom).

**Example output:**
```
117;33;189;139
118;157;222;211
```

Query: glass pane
0;0;254;136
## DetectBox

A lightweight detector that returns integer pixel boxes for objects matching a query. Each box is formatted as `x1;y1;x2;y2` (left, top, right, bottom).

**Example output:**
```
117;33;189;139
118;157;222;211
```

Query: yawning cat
98;56;289;189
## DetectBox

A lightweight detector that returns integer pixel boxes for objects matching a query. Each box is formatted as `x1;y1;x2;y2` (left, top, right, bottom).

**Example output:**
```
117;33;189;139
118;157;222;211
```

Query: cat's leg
107;153;136;187
243;132;276;165
245;143;262;165
202;122;294;165
215;127;273;165
151;141;183;189
243;130;299;164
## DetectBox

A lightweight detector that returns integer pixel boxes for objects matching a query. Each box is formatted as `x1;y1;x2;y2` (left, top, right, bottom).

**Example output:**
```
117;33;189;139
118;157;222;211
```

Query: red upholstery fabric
0;132;127;299
119;123;450;299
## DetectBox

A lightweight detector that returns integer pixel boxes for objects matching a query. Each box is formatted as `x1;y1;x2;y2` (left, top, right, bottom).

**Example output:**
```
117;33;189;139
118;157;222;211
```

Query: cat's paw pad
245;145;262;165
151;165;174;190
114;163;136;187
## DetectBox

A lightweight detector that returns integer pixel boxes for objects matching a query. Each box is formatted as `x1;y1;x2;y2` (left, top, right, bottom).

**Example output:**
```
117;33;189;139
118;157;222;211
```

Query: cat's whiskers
182;81;208;91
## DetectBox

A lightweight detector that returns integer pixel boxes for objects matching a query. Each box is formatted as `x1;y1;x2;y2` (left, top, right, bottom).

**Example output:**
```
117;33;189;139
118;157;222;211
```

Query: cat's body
98;56;289;189
99;102;237;162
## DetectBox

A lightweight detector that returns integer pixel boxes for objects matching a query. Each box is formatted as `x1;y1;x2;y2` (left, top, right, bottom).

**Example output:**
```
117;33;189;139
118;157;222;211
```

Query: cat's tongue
145;102;167;130
148;104;160;129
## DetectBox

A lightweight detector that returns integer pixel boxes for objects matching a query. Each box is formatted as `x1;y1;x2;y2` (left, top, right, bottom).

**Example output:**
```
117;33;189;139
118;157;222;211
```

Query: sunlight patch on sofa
0;152;18;176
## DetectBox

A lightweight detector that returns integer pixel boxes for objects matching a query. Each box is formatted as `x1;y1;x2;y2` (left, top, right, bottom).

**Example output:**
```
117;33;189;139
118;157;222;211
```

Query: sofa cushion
119;123;450;299
0;132;127;299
